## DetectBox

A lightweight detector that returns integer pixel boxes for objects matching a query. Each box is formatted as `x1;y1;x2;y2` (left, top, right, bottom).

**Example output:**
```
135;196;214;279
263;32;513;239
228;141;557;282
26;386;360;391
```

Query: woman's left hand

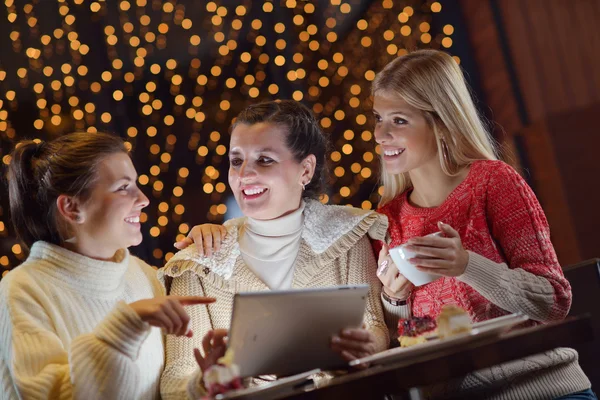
404;221;469;277
330;327;376;369
174;224;228;257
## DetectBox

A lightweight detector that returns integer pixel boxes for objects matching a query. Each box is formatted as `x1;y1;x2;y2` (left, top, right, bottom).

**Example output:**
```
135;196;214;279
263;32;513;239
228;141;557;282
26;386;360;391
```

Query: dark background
1;0;598;277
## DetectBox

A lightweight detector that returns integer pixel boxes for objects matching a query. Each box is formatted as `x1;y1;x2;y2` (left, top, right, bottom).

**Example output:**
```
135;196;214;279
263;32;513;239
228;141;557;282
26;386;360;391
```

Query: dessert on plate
397;305;472;347
437;304;472;338
397;315;438;347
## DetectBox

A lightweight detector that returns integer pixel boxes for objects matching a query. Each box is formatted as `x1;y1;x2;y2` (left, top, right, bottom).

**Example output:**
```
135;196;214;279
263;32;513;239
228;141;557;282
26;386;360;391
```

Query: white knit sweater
0;241;165;400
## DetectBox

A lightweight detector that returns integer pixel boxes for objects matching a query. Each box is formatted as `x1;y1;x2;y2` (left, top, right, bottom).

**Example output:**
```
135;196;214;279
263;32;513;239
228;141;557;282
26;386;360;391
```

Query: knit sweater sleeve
370;238;411;342
457;162;571;322
0;277;152;400
160;268;210;400
347;236;390;352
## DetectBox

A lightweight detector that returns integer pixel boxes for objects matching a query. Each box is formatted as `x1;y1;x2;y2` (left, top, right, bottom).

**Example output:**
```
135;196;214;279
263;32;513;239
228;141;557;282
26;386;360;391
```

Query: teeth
125;217;140;223
243;188;266;196
384;149;404;156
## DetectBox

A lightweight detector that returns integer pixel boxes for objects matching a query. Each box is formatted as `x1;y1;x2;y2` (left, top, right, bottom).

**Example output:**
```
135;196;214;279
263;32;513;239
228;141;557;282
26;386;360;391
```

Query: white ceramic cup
388;232;443;287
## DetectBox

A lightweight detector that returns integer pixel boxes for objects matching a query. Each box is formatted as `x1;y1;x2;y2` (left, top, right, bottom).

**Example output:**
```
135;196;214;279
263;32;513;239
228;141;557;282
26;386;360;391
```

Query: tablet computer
228;285;369;378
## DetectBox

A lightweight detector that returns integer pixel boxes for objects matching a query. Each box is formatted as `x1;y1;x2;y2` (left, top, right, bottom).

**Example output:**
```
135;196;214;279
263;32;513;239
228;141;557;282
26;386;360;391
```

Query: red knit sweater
376;160;571;323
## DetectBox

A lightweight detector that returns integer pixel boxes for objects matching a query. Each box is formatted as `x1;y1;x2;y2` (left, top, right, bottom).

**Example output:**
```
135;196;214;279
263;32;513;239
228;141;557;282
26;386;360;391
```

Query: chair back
564;258;600;389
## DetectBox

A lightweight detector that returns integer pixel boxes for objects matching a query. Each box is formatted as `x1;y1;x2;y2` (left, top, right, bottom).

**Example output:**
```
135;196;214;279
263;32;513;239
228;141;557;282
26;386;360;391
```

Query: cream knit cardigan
0;241;165;400
158;199;389;399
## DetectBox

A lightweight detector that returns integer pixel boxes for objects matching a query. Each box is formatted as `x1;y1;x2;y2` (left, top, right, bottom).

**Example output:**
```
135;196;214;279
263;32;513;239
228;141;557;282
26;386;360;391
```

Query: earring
302;180;310;191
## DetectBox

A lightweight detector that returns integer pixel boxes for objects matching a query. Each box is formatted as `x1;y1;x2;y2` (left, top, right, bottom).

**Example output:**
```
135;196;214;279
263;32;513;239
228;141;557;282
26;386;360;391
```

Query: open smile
383;148;405;159
241;186;268;200
124;215;140;226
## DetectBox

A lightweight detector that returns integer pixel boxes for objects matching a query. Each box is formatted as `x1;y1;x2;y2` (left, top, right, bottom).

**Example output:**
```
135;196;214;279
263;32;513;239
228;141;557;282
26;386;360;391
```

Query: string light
0;0;453;270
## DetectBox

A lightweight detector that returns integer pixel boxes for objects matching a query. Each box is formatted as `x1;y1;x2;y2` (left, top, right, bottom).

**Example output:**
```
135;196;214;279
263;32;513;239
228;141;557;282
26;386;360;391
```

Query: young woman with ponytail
0;132;214;400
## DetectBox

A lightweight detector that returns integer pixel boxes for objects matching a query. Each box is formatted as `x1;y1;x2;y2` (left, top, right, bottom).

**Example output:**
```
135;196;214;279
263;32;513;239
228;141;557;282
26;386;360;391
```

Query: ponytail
8;141;62;249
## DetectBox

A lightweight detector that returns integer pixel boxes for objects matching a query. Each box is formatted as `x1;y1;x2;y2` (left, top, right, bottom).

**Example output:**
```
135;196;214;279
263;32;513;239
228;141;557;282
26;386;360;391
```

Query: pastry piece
399;335;428;348
437;305;472;338
397;316;437;347
202;349;244;397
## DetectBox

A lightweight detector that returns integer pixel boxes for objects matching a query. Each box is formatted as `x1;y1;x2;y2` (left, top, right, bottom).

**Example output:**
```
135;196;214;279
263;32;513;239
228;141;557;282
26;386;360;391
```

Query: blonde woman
373;49;594;399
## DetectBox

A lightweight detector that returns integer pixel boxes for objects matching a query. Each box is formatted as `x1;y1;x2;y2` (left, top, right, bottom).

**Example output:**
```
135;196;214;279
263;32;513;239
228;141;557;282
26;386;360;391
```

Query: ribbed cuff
381;292;411;341
456;251;506;293
186;368;207;399
93;301;151;360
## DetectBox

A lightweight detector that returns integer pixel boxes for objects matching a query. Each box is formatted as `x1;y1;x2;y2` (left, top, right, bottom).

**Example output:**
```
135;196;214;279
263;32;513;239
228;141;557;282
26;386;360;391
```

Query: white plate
214;368;320;400
349;313;529;367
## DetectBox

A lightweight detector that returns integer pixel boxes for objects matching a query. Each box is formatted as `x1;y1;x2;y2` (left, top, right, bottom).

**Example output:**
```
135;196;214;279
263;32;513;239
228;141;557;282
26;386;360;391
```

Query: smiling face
228;122;312;220
373;94;439;175
74;152;149;257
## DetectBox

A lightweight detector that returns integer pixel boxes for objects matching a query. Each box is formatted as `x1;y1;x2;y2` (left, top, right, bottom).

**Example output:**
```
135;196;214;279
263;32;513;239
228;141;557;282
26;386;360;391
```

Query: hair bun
34;141;47;157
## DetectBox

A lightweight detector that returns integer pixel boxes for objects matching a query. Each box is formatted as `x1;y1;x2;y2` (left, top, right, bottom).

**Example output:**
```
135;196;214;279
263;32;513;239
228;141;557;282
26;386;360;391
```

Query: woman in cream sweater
159;100;390;399
0;132;214;400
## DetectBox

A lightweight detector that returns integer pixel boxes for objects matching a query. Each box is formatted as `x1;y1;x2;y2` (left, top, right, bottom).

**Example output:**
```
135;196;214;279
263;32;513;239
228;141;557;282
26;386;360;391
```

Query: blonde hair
372;49;498;206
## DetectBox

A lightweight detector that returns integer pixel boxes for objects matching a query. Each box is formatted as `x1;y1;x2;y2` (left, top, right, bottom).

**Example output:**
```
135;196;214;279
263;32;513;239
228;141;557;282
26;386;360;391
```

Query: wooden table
279;315;593;400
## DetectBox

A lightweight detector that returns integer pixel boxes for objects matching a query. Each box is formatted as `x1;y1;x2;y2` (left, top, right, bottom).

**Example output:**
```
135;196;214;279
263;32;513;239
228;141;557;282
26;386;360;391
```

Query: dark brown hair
8;132;128;251
232;100;328;200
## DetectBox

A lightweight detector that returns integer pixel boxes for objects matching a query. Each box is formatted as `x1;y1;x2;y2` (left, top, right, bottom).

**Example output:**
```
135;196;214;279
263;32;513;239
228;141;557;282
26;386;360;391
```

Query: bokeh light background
0;0;462;274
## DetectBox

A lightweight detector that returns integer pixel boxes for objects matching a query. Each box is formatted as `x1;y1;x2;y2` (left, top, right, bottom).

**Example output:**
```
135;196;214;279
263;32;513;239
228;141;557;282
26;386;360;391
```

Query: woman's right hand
194;329;229;373
377;243;414;301
129;296;216;337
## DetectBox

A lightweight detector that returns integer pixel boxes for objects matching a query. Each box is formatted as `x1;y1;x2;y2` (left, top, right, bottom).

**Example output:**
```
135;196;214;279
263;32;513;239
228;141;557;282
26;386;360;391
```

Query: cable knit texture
0;241;165;400
376;160;590;399
158;199;389;399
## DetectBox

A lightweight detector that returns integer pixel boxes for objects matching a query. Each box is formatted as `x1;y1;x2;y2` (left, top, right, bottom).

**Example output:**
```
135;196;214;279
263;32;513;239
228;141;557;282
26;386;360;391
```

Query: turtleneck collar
239;201;305;289
245;200;305;237
27;241;131;295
